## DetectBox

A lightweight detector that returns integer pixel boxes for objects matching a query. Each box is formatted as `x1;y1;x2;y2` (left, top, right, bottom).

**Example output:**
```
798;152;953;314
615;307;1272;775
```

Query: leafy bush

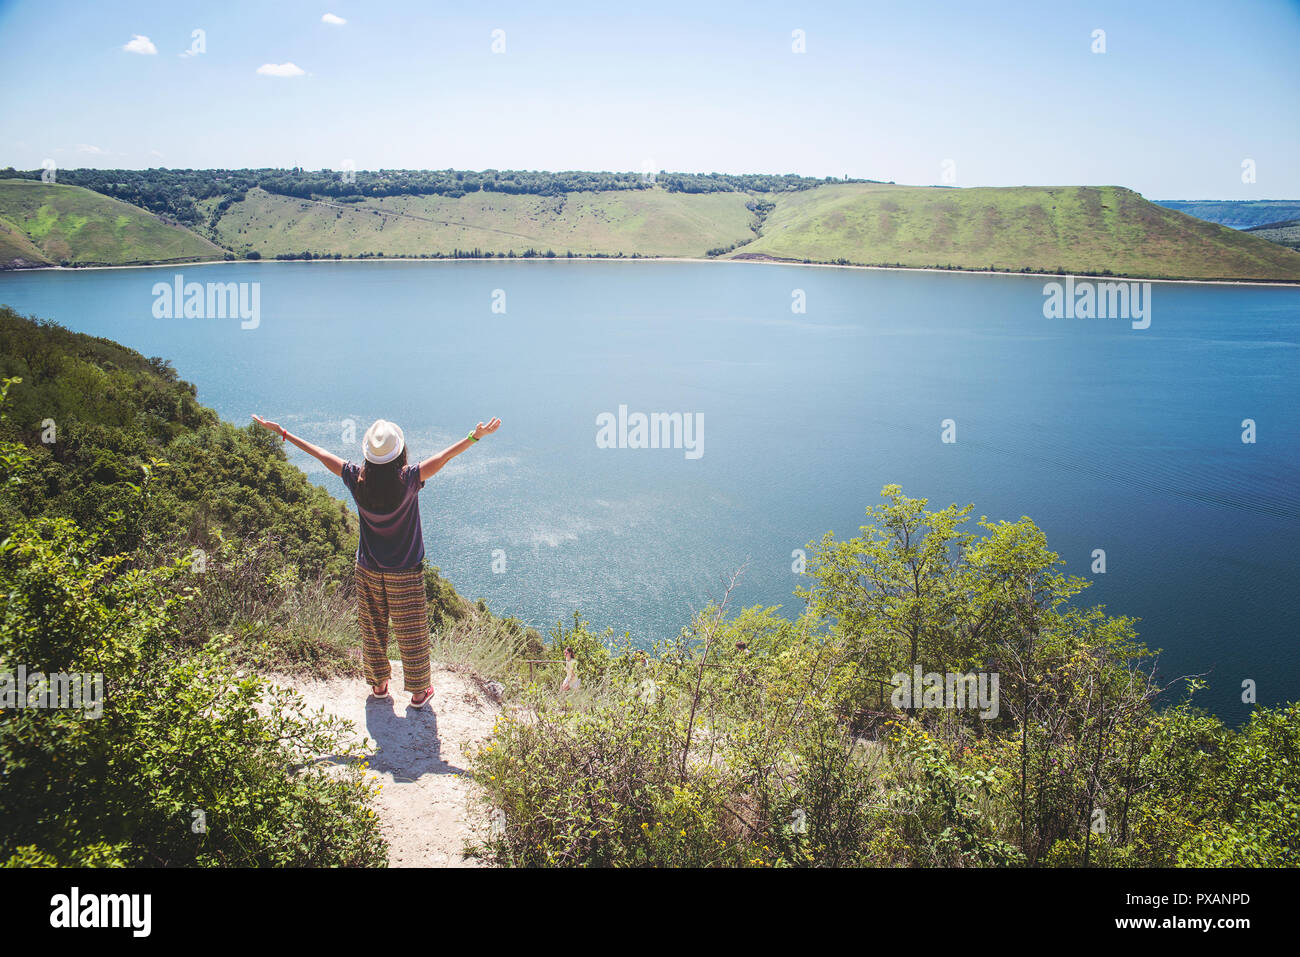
0;516;385;866
0;356;387;867
470;685;750;867
469;488;1300;868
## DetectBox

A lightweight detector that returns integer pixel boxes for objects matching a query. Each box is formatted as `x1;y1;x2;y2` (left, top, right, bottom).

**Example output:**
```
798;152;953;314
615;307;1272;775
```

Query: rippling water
2;260;1296;721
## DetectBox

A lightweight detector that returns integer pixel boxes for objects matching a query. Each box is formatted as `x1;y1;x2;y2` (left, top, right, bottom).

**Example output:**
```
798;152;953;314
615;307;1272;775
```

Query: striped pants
354;564;431;693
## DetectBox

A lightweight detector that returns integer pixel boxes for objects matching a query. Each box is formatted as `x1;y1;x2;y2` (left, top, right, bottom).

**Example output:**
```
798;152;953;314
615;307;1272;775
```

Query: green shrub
0;516;385;866
468;490;1300;868
469;685;751;867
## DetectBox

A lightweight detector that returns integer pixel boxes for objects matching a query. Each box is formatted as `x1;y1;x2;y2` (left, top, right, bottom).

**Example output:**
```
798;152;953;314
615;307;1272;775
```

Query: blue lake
2;260;1296;721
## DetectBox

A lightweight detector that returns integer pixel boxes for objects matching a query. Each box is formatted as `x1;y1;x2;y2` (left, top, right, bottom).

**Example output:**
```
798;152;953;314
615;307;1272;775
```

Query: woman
252;413;501;707
560;646;580;693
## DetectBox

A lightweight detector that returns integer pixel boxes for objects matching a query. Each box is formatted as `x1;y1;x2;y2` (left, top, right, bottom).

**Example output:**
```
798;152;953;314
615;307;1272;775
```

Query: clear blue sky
1;0;1296;198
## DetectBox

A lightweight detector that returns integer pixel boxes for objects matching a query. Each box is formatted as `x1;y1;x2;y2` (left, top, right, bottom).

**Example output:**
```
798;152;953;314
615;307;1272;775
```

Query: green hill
4;171;1299;281
210;180;1300;281
729;183;1300;281
0;212;52;268
210;186;760;259
0;179;227;267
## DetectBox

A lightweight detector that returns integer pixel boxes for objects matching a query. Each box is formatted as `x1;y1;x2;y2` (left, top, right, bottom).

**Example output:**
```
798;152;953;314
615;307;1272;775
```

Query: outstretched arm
419;417;501;483
251;415;345;477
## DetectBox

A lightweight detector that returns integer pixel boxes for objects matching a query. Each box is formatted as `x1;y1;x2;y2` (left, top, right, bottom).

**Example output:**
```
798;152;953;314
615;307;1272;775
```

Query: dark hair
354;448;408;513
563;647;573;659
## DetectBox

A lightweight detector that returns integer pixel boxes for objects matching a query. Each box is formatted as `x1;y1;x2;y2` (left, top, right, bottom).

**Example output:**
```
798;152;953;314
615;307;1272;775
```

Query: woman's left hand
252;414;284;438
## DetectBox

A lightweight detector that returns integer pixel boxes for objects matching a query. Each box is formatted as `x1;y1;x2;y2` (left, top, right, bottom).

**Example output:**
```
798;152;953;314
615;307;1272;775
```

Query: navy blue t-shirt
341;462;426;571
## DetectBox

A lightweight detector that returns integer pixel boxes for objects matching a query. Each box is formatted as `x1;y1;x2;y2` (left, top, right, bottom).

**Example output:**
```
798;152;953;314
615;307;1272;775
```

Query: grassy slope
733;184;1300;281
213;187;760;258
6;175;1298;281
0;212;51;267
0;179;226;266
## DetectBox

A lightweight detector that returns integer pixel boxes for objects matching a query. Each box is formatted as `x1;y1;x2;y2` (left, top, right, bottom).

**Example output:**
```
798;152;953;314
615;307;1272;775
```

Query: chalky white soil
272;662;498;867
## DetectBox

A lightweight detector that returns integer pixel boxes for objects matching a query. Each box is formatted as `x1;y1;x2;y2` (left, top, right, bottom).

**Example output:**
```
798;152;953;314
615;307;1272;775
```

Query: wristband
280;427;288;440
467;430;479;443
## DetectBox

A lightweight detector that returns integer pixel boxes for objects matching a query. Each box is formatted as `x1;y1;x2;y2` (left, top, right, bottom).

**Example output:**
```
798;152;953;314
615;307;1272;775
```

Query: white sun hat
362;419;406;465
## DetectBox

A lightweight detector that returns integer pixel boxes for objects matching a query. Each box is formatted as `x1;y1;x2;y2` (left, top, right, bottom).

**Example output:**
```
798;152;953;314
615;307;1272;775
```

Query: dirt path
273;663;498;867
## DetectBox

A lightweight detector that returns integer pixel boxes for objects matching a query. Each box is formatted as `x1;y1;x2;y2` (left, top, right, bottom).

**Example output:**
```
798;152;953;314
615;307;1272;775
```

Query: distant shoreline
5;255;1299;289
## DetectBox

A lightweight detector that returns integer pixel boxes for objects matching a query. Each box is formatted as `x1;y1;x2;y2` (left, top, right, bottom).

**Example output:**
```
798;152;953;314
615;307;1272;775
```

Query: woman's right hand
472;417;502;440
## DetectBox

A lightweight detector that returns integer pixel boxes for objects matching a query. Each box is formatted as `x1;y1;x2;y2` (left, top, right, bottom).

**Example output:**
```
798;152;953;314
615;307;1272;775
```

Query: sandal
410;686;434;708
370;680;390;698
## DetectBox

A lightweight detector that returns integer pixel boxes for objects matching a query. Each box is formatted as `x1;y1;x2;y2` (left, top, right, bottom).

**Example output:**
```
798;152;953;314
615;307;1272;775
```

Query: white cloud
75;144;105;154
122;35;157;55
256;62;306;77
321;13;347;25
